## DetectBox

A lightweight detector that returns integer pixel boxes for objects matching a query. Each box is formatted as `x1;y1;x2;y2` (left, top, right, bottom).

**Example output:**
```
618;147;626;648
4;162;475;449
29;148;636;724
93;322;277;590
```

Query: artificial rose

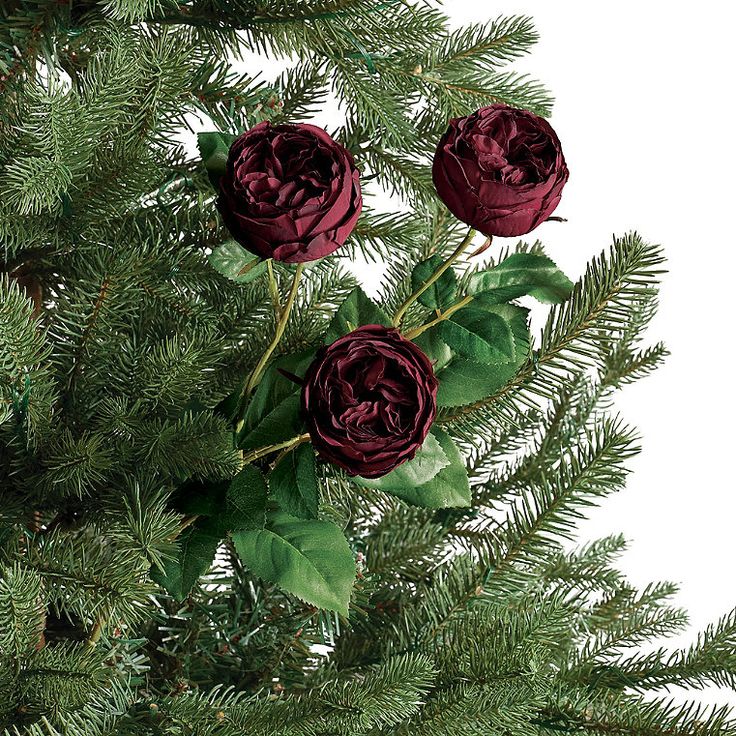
217;122;362;263
301;325;438;478
432;104;568;237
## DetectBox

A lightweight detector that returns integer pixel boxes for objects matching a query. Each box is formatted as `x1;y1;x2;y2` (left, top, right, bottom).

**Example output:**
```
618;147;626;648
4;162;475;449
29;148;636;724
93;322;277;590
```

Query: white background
430;0;736;700
229;0;736;702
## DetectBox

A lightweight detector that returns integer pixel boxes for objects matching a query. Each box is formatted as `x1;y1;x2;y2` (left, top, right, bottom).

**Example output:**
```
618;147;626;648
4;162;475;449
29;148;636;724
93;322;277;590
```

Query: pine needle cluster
1;1;733;734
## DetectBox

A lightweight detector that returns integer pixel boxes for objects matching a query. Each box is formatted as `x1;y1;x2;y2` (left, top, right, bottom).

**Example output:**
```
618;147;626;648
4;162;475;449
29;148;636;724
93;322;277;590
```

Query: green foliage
153;522;221;600
412;254;458;310
270;444;319;519
356;427;471;509
440;306;516;363
325;285;390;341
0;276;56;448
233;511;356;616
198;130;237;192
0;1;731;735
209;240;269;283
468;251;574;304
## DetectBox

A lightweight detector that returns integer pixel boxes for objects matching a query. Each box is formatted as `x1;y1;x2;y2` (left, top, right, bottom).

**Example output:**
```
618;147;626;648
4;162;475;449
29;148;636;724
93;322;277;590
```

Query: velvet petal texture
217;122;362;263
432;104;569;238
302;325;438;478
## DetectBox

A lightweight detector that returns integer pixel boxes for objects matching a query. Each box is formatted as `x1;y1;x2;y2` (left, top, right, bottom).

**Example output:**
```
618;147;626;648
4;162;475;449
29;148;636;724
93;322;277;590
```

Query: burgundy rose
432;104;568;238
217;122;362;263
302;325;438;478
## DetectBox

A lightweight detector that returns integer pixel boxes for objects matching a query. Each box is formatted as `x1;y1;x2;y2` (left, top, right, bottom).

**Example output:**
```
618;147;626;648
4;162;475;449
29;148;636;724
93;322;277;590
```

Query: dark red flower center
464;109;558;185
232;129;339;214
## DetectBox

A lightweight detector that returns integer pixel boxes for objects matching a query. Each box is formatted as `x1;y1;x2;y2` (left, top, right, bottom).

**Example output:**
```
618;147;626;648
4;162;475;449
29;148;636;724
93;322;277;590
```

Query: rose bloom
301;325;438;478
432;104;568;237
217;122;362;263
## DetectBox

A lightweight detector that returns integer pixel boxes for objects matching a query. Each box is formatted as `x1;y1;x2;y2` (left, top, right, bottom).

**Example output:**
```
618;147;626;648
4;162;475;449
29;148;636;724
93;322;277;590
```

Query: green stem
392;228;475;328
404;294;473;341
86;618;105;648
239;262;304;409
266;260;282;320
241;433;310;465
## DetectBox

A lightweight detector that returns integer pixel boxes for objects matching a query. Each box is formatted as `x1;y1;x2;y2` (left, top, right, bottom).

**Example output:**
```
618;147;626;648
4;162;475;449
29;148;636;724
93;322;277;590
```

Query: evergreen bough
1;1;733;734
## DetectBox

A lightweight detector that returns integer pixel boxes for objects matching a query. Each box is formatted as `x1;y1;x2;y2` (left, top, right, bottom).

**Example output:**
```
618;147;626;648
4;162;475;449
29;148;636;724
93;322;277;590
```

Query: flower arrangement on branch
1;4;732;734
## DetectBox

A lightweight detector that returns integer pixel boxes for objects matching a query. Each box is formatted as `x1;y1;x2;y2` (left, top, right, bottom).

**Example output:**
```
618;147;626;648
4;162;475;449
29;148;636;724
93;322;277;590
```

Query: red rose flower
302;325;438;478
432;104;568;237
217;122;362;263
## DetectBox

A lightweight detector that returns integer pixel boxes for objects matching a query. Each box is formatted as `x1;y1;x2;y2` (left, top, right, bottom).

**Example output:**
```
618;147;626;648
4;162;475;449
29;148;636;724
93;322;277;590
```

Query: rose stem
237;258;265;278
392;228;476;328
87;617;106;647
236;262;305;433
266;260;282;320
241;433;311;465
403;294;474;341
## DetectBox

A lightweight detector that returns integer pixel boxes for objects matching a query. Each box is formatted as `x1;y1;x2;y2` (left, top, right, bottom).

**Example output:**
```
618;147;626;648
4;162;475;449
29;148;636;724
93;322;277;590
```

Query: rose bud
432;104;569;238
301;325;438;478
217;122;362;263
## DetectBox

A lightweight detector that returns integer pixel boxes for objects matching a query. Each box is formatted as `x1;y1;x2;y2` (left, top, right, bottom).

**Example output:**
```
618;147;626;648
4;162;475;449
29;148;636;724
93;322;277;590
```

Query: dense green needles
0;1;733;734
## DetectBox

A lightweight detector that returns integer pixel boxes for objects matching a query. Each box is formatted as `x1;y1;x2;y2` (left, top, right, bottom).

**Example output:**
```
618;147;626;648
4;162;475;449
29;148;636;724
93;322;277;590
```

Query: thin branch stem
238;263;305;422
241;433;310;465
266;261;282;320
392;229;475;328
86;618;105;648
403;294;473;340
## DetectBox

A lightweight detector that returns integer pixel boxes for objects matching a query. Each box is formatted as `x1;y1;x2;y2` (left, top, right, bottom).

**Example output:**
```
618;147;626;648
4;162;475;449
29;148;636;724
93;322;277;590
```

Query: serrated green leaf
270;443;319;519
436;359;519;407
209;240;268;284
325;286;390;343
469;252;573;304
238;351;314;448
440;307;515;364
224;465;268;532
151;525;220;601
233;512;355;615
238;394;304;450
242;351;314;431
198;131;235;189
411;254;458;311
357;428;469;509
354;431;448;491
436;304;530;407
171;468;267;535
413;327;453;373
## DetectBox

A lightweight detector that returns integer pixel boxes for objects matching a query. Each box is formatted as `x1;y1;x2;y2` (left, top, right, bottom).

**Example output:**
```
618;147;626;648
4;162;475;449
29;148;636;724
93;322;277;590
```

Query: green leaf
209;240;268;284
239;394;304;450
468;252;574;304
325;286;390;343
151;525;220;601
170;467;267;538
198;131;235;189
436;304;530;407
238;351;315;447
242;351;314;432
436;358;519;407
356;428;470;509
223;465;268;532
413;327;453;372
440;307;515;364
411;254;458;311
233;512;356;616
354;431;448;491
270;443;319;520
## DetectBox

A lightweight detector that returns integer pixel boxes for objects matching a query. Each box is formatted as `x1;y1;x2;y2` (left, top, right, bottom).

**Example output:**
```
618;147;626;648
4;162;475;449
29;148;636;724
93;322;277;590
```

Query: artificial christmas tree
1;1;735;734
